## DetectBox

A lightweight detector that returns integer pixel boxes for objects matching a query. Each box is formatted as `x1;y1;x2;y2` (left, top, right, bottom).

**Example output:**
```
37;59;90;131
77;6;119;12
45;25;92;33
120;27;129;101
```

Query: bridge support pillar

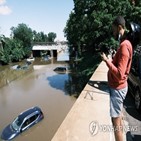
50;50;53;58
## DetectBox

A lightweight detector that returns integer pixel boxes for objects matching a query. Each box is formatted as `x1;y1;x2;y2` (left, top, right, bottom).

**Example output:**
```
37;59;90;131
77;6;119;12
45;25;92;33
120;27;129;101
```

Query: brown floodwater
0;59;76;141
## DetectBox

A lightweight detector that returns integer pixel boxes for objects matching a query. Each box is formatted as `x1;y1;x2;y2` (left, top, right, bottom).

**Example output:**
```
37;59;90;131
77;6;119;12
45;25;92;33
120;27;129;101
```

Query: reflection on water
47;74;69;93
0;58;77;141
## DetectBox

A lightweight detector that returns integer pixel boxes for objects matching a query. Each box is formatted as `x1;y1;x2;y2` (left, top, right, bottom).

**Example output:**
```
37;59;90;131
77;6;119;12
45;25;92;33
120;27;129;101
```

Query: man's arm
102;44;130;80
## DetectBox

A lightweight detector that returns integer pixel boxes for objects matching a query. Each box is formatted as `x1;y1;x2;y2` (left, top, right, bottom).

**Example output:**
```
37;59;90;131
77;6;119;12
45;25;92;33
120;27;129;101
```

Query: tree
64;0;141;54
32;31;48;43
9;39;25;62
10;23;33;57
0;38;25;64
48;32;56;42
0;38;11;64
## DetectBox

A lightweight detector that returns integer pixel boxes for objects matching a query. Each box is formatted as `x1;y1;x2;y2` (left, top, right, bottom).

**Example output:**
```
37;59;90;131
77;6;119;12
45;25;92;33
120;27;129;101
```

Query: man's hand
101;52;108;62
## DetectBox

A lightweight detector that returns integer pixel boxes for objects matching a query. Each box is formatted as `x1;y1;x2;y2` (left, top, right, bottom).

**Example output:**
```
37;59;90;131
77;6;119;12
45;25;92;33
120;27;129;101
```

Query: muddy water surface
0;60;76;141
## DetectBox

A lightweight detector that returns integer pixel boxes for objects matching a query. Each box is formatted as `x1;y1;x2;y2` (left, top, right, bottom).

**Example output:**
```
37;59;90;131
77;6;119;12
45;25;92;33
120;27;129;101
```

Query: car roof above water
18;106;41;121
54;66;67;71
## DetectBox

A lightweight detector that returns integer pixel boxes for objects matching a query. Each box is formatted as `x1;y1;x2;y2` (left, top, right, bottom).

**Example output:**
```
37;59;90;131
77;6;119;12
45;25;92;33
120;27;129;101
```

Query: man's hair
113;16;126;28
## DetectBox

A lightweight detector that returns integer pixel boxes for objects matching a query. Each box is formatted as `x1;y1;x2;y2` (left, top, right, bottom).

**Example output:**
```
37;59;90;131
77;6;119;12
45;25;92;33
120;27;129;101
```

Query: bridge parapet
32;44;68;51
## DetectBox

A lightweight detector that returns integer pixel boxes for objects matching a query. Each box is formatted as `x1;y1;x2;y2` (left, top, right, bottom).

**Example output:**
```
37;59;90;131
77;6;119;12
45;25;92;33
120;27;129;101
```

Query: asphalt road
123;92;141;141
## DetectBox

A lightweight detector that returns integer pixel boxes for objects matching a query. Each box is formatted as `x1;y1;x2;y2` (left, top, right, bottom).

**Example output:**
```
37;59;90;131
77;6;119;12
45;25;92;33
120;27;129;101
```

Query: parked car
1;106;44;141
128;47;141;112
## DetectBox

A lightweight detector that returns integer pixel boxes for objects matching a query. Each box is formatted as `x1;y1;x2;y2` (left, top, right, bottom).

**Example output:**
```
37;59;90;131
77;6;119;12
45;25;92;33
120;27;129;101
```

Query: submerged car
53;66;67;73
1;106;44;140
128;47;141;112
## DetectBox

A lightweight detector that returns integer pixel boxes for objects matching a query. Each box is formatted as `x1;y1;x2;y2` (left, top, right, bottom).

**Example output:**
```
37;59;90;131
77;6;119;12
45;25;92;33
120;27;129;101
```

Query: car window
28;113;39;124
21;113;39;130
22;119;29;129
12;117;23;131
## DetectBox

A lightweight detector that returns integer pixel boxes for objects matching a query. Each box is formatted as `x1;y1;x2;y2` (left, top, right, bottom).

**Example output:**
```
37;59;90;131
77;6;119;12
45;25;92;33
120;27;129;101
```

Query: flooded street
0;59;76;141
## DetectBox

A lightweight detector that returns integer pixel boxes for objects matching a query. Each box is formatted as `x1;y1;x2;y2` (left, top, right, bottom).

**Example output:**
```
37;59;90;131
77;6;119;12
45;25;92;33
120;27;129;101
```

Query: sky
0;0;74;41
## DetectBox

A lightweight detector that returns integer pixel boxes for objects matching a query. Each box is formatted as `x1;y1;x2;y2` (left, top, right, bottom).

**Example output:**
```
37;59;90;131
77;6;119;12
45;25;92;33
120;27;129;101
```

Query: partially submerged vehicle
53;66;71;74
1;106;44;140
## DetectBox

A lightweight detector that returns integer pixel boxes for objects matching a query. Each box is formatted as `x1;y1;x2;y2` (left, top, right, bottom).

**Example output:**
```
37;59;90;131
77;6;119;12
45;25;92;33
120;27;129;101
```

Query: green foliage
32;30;48;42
64;0;141;53
9;39;25;62
0;38;10;64
0;38;25;64
0;47;11;64
99;37;119;53
48;32;57;42
65;52;101;95
11;23;33;48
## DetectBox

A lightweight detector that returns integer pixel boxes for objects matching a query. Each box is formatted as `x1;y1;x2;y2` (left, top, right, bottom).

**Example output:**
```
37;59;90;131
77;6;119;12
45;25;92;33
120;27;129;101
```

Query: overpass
32;43;69;61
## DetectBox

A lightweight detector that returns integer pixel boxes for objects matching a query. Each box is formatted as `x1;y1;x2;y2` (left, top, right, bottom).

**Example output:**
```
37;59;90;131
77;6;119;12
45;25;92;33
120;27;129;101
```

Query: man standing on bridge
101;16;133;141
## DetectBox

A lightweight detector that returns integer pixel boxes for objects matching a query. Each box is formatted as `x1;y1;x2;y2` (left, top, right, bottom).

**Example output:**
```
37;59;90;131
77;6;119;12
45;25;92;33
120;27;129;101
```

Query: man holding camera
101;16;133;141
